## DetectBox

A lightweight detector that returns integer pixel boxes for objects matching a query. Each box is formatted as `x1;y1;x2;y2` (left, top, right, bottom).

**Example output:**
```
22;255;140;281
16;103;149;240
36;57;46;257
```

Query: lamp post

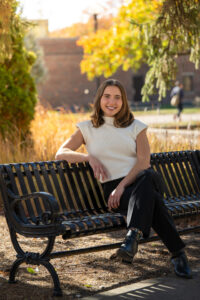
93;13;100;90
86;3;103;91
93;13;98;32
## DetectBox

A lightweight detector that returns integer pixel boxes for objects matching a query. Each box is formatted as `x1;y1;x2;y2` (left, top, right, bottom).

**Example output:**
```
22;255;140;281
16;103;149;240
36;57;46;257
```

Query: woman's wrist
118;180;126;189
85;154;90;162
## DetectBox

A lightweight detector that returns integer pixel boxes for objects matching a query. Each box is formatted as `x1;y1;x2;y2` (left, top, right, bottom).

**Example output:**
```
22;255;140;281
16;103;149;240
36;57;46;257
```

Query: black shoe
117;229;141;263
171;251;192;279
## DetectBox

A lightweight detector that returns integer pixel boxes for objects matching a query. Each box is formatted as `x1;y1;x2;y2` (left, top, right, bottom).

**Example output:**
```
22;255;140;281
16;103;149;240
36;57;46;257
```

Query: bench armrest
8;190;61;224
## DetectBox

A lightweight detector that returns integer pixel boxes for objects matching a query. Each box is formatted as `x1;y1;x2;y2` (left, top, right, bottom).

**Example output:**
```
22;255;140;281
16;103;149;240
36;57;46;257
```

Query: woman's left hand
108;184;125;210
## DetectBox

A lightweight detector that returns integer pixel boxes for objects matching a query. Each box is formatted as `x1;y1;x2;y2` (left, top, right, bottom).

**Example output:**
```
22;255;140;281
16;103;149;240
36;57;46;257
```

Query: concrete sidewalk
137;113;200;125
82;267;200;300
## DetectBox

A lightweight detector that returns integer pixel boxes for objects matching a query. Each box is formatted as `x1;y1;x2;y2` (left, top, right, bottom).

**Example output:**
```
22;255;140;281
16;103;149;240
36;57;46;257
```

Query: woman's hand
88;155;108;181
108;184;125;210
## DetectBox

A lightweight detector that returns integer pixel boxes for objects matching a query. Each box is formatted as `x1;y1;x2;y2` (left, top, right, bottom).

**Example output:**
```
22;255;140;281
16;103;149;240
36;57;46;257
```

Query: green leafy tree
24;32;48;85
78;0;200;101
0;0;37;138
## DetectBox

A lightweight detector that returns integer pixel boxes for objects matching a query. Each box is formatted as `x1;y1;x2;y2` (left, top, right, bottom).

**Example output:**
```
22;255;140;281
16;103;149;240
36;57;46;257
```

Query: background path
137;113;200;125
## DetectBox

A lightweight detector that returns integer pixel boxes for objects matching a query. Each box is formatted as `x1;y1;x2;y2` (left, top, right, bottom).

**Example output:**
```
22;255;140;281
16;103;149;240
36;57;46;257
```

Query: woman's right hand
88;155;108;181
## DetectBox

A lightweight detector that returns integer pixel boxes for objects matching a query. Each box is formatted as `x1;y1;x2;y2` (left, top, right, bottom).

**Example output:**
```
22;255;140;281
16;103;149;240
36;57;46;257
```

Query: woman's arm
108;128;150;209
55;129;108;181
55;129;88;162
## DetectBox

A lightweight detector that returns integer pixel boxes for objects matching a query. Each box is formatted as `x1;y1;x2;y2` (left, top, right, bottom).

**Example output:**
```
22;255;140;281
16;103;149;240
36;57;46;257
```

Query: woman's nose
107;97;115;103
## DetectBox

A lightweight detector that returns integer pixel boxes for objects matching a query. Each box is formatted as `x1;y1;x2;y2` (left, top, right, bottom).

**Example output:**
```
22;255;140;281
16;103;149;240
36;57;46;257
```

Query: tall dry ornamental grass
0;105;199;164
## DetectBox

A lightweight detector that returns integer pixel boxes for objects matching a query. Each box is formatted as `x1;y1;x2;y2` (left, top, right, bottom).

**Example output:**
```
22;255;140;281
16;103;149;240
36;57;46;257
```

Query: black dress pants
102;168;185;253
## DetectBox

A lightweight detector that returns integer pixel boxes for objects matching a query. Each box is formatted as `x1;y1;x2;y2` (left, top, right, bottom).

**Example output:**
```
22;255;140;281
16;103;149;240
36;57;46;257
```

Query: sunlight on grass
148;132;200;153
0;104;199;164
30;105;88;161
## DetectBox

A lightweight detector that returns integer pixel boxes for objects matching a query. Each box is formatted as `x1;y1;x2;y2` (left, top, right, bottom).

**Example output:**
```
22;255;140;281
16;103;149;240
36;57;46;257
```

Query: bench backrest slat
40;162;55;195
69;162;107;214
189;151;200;188
13;164;39;224
181;152;200;194
151;153;181;196
47;162;69;212
152;154;176;195
23;164;43;216
5;165;28;223
64;162;87;214
71;163;93;213
81;163;107;212
172;155;190;195
29;163;50;211
56;162;76;213
151;151;200;198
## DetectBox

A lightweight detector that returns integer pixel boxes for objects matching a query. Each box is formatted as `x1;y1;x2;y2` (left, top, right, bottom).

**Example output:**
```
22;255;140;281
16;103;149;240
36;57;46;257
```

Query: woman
56;79;191;278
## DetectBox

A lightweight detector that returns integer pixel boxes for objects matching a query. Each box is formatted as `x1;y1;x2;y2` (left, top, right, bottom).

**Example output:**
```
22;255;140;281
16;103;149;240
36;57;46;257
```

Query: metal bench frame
0;150;200;296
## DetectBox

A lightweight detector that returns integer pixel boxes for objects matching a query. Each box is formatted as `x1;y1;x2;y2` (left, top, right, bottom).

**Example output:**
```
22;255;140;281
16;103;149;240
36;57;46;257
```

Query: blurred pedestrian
170;81;184;121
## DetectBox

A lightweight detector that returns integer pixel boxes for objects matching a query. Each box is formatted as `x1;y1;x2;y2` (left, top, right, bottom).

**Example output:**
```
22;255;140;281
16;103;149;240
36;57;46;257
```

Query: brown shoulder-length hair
91;79;134;128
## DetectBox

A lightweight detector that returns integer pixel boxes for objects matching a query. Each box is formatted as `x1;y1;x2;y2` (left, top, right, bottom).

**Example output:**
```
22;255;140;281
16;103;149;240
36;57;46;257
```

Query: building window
182;74;194;92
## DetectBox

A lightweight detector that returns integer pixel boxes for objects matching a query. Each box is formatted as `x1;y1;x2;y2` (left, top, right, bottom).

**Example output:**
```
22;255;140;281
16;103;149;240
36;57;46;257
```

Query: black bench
0;150;200;296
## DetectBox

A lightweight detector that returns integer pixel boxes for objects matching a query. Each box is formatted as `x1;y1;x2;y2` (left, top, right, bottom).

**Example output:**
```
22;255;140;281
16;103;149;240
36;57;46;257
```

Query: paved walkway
137;113;200;125
82;267;200;300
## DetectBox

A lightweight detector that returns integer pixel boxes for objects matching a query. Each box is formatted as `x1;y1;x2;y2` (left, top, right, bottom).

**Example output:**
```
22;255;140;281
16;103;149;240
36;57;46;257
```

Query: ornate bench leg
41;260;62;297
8;254;62;297
9;257;24;284
8;232;62;296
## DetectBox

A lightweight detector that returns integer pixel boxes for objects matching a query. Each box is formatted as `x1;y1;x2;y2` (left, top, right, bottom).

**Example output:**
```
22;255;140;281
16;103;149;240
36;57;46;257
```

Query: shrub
0;1;37;139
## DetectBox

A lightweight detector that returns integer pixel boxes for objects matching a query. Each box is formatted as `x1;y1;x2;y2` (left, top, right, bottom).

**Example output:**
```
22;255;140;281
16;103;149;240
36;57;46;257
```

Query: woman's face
100;86;123;117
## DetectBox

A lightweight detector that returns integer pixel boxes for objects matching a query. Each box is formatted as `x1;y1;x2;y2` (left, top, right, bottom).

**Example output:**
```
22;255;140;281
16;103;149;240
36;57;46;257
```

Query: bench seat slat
62;213;126;237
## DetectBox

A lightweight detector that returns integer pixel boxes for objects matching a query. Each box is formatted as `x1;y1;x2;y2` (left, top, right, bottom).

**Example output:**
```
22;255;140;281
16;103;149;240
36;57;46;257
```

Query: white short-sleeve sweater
77;117;147;183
